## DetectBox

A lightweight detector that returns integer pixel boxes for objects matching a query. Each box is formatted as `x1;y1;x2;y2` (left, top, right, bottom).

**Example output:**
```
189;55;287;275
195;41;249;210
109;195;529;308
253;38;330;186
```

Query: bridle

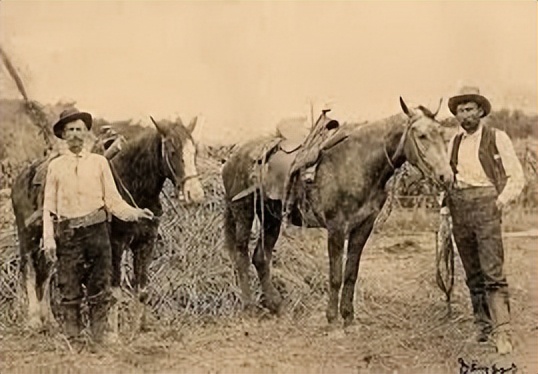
161;137;199;190
383;115;416;170
383;113;443;188
108;133;200;212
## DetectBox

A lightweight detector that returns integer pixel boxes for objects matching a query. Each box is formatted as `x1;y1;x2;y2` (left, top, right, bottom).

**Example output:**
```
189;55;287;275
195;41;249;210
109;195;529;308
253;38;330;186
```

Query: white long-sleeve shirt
448;124;525;206
42;149;140;241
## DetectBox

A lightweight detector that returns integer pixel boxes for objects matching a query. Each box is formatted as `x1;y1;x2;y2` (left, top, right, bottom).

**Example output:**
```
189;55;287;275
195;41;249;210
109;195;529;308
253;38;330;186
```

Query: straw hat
448;86;491;117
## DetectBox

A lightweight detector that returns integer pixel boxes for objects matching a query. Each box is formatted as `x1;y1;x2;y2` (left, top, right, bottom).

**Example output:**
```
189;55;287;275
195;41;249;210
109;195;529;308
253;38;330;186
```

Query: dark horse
11;116;205;330
222;98;453;326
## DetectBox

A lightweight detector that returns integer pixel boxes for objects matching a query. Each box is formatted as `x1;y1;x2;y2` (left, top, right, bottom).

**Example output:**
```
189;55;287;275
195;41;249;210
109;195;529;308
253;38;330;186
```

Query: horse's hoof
43;319;60;334
343;321;361;336
138;290;149;304
326;308;339;325
27;316;41;330
343;316;355;328
326;315;338;325
111;287;123;301
327;328;346;339
262;297;283;316
140;317;155;333
103;331;120;344
242;302;260;317
266;303;282;316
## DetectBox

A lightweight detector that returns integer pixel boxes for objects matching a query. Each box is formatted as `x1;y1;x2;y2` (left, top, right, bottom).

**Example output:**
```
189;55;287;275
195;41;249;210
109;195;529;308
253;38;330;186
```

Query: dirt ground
1;227;537;374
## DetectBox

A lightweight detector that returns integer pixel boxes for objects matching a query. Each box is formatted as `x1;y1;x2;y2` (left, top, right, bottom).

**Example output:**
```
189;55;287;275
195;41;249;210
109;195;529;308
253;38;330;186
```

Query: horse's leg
27;228;57;330
340;213;377;327
108;232;124;339
16;225;41;330
131;226;158;332
224;197;256;311
39;261;57;329
132;230;157;302
24;253;41;329
110;239;124;292
252;199;283;314
326;229;345;324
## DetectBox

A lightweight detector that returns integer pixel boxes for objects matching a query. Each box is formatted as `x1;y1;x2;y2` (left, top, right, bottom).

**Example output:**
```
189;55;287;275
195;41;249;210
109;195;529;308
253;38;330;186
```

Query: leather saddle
232;136;304;202
232;114;349;203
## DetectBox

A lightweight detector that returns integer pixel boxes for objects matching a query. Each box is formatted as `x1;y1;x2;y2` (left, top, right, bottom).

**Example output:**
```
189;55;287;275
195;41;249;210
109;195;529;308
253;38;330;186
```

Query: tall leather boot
62;304;82;339
470;291;492;342
89;301;110;344
488;289;512;355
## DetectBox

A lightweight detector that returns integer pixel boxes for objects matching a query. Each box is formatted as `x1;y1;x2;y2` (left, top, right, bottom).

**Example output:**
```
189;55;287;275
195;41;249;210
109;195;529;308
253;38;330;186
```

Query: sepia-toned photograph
0;1;536;373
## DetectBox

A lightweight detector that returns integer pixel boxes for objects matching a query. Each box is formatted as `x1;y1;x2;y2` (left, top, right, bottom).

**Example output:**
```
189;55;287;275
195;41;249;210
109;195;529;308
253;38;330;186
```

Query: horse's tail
223;200;236;256
11;161;39;222
11;160;43;276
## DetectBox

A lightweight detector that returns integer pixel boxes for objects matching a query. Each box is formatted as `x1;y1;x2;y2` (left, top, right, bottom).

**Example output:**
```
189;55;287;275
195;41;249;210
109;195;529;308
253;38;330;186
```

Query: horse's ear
400;97;411;117
186;116;198;134
432;98;443;118
150;116;169;136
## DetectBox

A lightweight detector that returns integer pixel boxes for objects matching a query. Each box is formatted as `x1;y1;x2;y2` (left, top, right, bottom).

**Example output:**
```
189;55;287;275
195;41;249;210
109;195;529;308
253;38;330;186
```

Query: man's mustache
462;119;478;126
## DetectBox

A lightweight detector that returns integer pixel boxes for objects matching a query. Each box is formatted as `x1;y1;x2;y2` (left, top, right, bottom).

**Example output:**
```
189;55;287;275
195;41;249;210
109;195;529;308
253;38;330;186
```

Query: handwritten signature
458;358;518;374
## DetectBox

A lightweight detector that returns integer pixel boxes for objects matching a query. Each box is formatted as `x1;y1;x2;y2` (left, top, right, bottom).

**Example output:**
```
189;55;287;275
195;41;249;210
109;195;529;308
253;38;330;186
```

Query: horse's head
150;116;205;204
399;97;453;189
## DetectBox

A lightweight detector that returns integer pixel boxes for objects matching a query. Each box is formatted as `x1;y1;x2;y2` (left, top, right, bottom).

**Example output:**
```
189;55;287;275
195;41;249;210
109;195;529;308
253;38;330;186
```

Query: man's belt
55;208;107;229
450;186;497;199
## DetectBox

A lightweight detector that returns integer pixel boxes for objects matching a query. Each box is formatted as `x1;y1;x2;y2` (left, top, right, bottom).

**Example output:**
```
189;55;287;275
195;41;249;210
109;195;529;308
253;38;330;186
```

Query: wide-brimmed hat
448;86;491;117
52;108;93;138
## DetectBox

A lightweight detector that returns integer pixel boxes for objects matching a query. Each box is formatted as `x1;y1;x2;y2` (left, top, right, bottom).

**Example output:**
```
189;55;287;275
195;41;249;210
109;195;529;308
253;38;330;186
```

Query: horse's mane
343;113;408;144
110;128;165;200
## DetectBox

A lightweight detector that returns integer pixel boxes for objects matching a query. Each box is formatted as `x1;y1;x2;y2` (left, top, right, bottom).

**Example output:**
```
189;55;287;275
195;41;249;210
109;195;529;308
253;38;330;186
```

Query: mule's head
399;97;453;189
150;116;205;204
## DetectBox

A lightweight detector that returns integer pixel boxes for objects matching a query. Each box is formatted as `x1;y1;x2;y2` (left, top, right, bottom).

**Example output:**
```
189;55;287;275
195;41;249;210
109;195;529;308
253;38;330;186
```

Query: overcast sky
0;1;536;144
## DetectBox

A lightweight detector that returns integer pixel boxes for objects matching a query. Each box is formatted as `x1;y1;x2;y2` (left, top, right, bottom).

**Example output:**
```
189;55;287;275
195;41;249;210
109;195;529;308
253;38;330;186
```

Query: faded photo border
0;1;537;374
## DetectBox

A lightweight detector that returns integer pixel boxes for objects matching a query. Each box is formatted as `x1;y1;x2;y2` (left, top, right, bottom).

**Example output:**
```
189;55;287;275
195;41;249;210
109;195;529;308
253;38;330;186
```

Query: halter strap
384;116;415;169
161;137;199;188
181;174;199;184
383;114;445;189
161;138;176;178
383;143;396;170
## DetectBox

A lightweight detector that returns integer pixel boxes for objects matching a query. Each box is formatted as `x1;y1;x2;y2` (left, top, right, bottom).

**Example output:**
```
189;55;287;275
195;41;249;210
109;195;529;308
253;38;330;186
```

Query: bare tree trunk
0;46;54;150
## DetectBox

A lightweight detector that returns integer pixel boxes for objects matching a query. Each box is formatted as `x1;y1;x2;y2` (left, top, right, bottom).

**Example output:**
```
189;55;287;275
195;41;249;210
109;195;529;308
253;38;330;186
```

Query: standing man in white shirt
447;87;525;355
42;108;153;345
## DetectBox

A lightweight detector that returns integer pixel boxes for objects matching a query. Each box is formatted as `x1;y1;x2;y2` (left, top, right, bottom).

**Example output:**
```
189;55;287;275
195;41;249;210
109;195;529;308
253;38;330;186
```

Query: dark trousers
55;221;113;341
448;187;511;334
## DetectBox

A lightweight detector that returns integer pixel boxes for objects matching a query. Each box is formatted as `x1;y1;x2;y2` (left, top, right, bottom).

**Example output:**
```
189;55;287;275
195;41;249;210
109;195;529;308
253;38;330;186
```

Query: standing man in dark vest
447;87;525;355
42;108;154;346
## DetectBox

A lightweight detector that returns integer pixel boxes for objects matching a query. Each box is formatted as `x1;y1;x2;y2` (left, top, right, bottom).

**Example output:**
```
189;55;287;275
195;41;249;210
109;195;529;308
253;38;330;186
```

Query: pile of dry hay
0;152;328;328
137;153;328;321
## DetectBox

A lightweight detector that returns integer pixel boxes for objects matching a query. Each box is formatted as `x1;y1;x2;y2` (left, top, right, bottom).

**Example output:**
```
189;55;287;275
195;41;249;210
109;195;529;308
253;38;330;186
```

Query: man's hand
495;198;506;213
42;237;57;263
136;208;154;221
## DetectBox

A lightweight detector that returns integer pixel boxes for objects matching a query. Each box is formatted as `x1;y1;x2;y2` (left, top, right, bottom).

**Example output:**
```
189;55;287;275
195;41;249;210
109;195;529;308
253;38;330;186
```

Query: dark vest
450;125;507;194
